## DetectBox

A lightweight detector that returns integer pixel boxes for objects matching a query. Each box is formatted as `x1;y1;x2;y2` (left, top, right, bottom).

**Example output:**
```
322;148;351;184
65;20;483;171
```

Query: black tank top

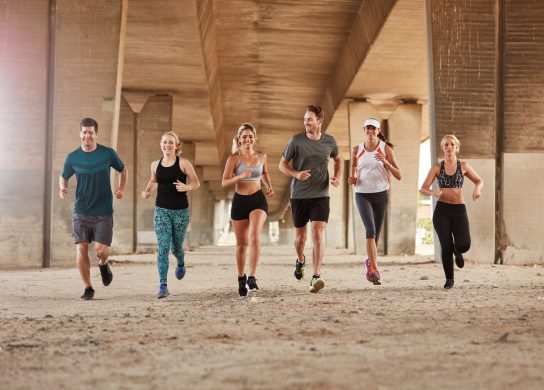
156;156;188;210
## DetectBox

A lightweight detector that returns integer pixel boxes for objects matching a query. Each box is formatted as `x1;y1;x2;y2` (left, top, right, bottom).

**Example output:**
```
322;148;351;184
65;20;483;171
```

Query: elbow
221;180;229;189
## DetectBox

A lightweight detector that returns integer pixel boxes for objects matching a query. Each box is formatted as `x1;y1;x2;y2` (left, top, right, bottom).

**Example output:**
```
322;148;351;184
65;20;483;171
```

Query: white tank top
354;140;390;193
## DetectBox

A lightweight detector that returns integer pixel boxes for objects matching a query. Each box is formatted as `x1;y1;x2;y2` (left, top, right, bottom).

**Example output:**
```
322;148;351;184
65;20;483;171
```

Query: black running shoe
444;279;454;289
294;258;305;280
454;251;464;269
80;286;95;300
99;262;113;286
247;276;259;292
238;274;248;297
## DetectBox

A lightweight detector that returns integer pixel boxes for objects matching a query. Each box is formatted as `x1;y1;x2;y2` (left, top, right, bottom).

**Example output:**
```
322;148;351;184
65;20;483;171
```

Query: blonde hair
162;131;183;156
440;134;460;153
231;123;257;154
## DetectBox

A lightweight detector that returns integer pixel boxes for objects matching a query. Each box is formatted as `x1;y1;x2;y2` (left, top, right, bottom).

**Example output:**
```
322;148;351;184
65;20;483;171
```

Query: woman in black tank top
420;135;483;289
142;131;200;299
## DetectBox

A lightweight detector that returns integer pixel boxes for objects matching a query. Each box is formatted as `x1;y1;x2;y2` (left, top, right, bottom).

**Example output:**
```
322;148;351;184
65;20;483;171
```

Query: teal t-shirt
61;144;125;216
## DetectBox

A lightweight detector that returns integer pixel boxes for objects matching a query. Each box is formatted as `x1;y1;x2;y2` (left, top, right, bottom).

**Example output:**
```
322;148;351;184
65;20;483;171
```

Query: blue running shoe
175;264;186;280
157;283;170;299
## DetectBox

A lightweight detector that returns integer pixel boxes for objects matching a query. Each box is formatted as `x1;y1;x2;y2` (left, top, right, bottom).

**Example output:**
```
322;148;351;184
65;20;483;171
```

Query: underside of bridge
1;0;543;268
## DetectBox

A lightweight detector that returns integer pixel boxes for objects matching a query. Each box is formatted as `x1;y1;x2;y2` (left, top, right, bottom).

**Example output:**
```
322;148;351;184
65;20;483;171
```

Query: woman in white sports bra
222;123;274;297
349;118;402;285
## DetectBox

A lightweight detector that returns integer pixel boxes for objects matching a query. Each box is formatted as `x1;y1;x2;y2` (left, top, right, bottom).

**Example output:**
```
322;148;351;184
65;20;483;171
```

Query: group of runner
59;106;482;300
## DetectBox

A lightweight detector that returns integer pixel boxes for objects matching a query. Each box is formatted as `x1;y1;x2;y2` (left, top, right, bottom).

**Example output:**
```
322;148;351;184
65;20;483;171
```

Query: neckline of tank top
362;140;382;152
237;152;261;166
441;160;461;176
160;156;179;168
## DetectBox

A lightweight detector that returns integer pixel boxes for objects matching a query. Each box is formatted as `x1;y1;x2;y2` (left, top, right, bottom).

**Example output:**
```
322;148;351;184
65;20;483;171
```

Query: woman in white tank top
349;118;402;285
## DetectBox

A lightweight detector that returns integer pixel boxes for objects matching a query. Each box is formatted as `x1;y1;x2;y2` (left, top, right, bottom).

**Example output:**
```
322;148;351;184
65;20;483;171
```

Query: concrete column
0;0;49;267
326;158;348;249
214;199;228;244
347;101;380;256
48;0;125;265
182;142;196;250
278;210;295;246
387;103;422;255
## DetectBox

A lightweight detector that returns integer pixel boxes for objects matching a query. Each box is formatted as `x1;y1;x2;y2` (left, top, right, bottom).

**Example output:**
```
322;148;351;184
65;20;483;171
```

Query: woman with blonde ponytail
141;131;200;299
222;123;274;297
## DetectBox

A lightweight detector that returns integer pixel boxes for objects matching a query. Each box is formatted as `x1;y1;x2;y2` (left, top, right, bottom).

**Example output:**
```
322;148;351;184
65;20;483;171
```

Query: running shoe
175;264;186;280
368;272;381;286
454;251;464;269
444;279;454;289
80;286;95;300
98;262;113;286
294;258;305;280
309;275;325;293
365;258;372;281
247;276;259;292
238;274;248;297
157;283;170;299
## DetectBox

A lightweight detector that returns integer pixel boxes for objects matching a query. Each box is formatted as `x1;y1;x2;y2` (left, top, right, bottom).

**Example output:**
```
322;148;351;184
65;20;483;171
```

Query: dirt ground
1;245;543;390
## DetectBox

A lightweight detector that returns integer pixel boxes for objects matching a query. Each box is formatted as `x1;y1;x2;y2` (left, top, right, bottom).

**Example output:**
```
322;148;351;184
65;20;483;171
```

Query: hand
330;176;339;187
295;169;311;181
141;190;151;199
238;170;252;180
174;180;189;192
374;153;389;168
433;189;443;198
348;176;357;185
265;187;274;197
115;188;125;199
472;189;481;201
59;188;67;199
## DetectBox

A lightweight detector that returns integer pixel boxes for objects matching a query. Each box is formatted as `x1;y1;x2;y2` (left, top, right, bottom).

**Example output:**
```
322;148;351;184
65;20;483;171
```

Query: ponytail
377;132;394;148
232;135;240;154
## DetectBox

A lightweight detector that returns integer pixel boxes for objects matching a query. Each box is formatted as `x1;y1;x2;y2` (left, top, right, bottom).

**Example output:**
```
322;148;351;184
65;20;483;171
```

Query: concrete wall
0;0;49;268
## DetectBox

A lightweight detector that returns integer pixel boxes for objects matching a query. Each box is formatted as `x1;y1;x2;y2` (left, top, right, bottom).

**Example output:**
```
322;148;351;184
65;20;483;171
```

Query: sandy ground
1;245;543;390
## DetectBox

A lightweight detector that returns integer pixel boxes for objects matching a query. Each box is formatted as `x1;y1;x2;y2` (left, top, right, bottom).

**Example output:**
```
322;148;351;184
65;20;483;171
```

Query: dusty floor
1;245;543;390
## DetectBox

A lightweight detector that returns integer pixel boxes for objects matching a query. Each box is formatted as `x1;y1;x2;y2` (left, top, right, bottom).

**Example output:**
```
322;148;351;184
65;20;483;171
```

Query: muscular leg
310;221;326;276
76;242;91;287
247;209;267;277
294;225;307;263
95;242;109;265
232;219;249;277
433;208;454;280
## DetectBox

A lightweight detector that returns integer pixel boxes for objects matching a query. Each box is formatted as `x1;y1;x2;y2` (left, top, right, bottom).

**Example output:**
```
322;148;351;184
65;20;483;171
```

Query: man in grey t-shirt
279;105;343;293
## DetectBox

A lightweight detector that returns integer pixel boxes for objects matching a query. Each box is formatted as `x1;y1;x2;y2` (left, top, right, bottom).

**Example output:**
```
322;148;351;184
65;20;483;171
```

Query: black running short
231;191;268;221
290;197;330;228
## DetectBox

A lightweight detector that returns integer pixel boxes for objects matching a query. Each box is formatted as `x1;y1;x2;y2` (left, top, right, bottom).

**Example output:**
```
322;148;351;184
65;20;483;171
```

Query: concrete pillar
49;0;125;265
347;101;381;256
0;0;49;267
278;209;295;246
387;103;422;255
214;199;228;244
327;158;348;249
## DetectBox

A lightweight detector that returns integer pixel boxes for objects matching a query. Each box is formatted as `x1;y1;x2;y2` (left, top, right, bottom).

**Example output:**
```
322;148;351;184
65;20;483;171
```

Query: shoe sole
368;274;381;285
239;283;249;298
309;278;325;293
157;292;170;299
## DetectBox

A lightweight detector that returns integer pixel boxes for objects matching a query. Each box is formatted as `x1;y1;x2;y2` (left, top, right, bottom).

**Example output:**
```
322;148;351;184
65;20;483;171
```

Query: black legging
355;190;388;240
432;201;471;280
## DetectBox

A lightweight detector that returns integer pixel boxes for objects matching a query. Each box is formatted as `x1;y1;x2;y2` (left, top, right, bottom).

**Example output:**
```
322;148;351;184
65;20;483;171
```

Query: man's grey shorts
72;214;113;246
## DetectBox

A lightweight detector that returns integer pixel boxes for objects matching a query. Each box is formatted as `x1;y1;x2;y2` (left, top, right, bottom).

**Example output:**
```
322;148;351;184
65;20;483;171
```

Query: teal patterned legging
153;206;190;283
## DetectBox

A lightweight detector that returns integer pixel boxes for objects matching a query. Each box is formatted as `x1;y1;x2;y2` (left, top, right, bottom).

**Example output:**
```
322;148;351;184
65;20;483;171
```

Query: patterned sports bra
437;160;464;188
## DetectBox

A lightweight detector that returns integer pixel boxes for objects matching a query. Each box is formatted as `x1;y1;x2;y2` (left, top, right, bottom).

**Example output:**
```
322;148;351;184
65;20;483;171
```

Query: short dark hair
306;105;324;121
80;117;98;133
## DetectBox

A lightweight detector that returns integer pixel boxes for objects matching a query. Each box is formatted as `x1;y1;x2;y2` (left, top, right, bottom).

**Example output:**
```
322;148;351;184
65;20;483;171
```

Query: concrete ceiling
122;0;428;216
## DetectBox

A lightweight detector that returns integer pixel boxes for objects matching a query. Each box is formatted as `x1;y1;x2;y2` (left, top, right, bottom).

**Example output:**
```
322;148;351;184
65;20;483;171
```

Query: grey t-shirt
282;132;339;199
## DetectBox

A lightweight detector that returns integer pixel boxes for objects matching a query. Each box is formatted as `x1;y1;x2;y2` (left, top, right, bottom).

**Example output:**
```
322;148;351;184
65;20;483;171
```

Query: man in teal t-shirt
59;117;127;300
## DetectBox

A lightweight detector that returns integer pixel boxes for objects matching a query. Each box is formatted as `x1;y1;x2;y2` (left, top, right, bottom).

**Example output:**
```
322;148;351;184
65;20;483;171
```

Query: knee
249;233;261;247
456;241;471;253
311;228;325;243
76;243;88;254
295;234;306;246
236;243;248;254
96;247;108;259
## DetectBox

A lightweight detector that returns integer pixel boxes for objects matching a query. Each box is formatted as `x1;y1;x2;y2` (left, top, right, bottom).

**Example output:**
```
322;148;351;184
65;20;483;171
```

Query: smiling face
304;111;322;133
364;125;380;141
239;128;256;150
160;134;178;156
80;126;98;150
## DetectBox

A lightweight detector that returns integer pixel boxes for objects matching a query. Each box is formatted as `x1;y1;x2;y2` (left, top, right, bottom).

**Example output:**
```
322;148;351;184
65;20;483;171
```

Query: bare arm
261;153;274;197
114;167;128;199
222;155;251;188
420;164;441;198
330;154;343;187
175;158;201;192
382;145;402;181
141;161;159;199
463;162;483;201
59;175;68;199
348;147;358;185
278;157;311;181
